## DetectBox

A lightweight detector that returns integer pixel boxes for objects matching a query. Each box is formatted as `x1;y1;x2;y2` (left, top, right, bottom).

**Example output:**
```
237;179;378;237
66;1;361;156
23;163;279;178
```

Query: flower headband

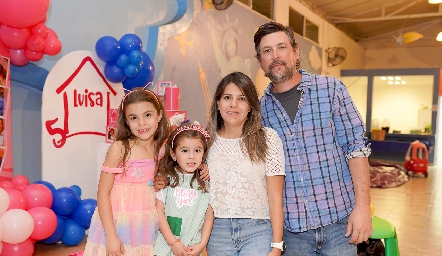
171;125;210;148
121;82;160;109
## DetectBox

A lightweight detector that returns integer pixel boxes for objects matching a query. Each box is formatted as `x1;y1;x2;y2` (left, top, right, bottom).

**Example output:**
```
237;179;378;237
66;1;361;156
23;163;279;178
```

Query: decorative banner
0;55;13;181
41;50;124;199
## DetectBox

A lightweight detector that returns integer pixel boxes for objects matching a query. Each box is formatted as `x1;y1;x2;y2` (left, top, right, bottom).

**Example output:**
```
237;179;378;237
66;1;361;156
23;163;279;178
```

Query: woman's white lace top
207;127;285;219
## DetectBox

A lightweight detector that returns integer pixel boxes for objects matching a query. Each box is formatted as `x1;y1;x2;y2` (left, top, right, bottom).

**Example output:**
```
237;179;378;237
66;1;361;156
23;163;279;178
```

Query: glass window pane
372;75;433;134
341;76;368;126
305;19;319;43
252;0;272;19
289;7;304;36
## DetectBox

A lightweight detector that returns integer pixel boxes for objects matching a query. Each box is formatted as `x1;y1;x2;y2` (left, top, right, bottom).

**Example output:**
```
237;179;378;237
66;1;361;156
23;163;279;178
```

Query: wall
364;46;442;70
7;0;394;183
274;0;366;77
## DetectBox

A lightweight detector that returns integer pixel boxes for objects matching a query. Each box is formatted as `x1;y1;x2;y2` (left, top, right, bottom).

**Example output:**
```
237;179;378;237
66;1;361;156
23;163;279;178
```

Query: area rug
369;161;409;188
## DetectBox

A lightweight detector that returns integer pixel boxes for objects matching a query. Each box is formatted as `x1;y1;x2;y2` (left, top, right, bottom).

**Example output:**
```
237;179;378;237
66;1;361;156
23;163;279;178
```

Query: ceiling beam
332;11;442;23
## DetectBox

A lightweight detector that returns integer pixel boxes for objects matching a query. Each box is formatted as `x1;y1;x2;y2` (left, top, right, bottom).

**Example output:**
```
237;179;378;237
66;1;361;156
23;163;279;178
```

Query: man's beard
264;59;296;84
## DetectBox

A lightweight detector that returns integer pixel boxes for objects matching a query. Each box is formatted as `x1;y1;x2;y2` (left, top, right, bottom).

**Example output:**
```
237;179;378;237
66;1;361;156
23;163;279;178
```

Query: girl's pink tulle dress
83;159;158;256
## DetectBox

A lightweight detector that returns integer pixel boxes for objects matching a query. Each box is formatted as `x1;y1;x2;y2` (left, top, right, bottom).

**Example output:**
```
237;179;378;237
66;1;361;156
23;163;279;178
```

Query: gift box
164;86;180;111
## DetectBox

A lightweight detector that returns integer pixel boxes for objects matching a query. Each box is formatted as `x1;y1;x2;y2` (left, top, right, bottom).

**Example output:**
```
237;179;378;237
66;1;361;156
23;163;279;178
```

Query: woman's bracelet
169;238;180;246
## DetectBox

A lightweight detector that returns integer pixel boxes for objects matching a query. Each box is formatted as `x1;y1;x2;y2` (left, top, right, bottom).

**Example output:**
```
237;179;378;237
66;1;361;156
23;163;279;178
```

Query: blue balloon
52;187;80;216
116;54;129;68
69;185;82;198
95;36;121;63
33;180;56;193
124;64;139;77
61;218;85;246
104;62;126;83
69;199;97;229
122;51;155;90
40;214;65;244
128;50;142;66
119;33;142;55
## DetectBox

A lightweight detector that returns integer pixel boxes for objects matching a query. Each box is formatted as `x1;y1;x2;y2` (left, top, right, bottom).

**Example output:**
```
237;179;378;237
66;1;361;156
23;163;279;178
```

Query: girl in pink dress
84;87;170;256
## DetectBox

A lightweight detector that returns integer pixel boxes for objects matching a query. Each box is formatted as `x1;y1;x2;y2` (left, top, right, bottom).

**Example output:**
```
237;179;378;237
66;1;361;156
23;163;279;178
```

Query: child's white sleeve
156;190;164;202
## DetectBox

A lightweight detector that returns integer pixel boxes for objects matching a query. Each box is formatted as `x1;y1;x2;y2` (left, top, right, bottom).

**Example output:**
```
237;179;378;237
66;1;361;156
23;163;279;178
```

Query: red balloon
0;0;50;29
0;39;10;58
1;239;34;256
0;180;14;189
47;28;58;39
4;188;26;210
14;183;28;191
22;184;53;209
9;49;29;67
0;25;30;50
11;175;30;186
28;207;57;241
43;37;62;56
24;48;44;62
27;35;45;52
30;23;48;38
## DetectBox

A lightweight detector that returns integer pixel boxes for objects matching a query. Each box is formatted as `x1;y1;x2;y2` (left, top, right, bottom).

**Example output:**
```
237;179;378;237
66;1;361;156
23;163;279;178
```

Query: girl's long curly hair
206;72;268;163
157;124;209;193
115;88;170;169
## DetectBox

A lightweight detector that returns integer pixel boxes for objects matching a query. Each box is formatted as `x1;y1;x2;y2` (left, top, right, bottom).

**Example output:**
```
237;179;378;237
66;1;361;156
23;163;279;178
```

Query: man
255;21;372;255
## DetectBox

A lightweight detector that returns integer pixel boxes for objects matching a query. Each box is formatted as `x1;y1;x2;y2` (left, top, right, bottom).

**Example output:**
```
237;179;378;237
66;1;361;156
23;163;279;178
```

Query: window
289;7;319;43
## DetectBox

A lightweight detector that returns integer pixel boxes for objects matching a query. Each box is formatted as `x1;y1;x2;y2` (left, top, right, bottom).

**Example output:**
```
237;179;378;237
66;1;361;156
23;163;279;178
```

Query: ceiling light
380;77;387;80
395;76;401;80
437;32;442;41
388;77;394;80
388;81;393;85
401;81;406;84
429;0;442;4
395;81;400;84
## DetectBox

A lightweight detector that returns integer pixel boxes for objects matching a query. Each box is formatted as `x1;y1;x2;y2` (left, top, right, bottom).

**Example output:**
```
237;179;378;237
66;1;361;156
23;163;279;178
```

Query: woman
206;72;285;256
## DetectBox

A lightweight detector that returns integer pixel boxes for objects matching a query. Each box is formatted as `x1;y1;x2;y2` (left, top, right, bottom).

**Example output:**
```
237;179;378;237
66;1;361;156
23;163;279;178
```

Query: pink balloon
9;49;29;67
0;0;50;29
0;218;3;242
47;28;58;39
14;183;27;191
0;39;10;58
4;188;26;210
26;35;45;52
0;25;30;50
28;207;57;241
43;37;62;56
24;48;44;62
22;184;53;210
0;188;9;216
30;23;48;38
0;181;14;190
0;209;34;244
1;239;34;256
11;175;29;187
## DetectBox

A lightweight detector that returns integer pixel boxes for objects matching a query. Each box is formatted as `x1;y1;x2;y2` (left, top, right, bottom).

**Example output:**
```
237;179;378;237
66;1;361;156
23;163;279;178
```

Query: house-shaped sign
42;50;123;199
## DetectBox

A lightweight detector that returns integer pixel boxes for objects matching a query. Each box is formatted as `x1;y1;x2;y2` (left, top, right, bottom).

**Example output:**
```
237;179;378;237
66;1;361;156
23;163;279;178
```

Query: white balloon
0;188;10;216
0;209;34;244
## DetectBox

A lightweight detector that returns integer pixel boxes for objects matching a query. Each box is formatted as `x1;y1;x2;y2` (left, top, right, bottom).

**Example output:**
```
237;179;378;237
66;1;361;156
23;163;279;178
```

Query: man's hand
346;205;372;244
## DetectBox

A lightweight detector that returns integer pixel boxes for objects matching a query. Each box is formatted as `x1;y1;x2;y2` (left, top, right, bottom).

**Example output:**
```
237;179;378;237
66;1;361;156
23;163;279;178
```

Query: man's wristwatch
271;241;286;252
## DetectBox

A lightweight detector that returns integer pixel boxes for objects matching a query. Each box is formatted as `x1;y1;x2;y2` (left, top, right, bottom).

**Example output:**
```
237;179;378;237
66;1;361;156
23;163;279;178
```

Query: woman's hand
268;247;282;256
154;175;168;192
199;164;210;181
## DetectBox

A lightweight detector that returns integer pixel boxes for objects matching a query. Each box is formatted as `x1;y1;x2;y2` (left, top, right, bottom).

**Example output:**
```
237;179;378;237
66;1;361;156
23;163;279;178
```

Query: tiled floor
370;164;441;255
